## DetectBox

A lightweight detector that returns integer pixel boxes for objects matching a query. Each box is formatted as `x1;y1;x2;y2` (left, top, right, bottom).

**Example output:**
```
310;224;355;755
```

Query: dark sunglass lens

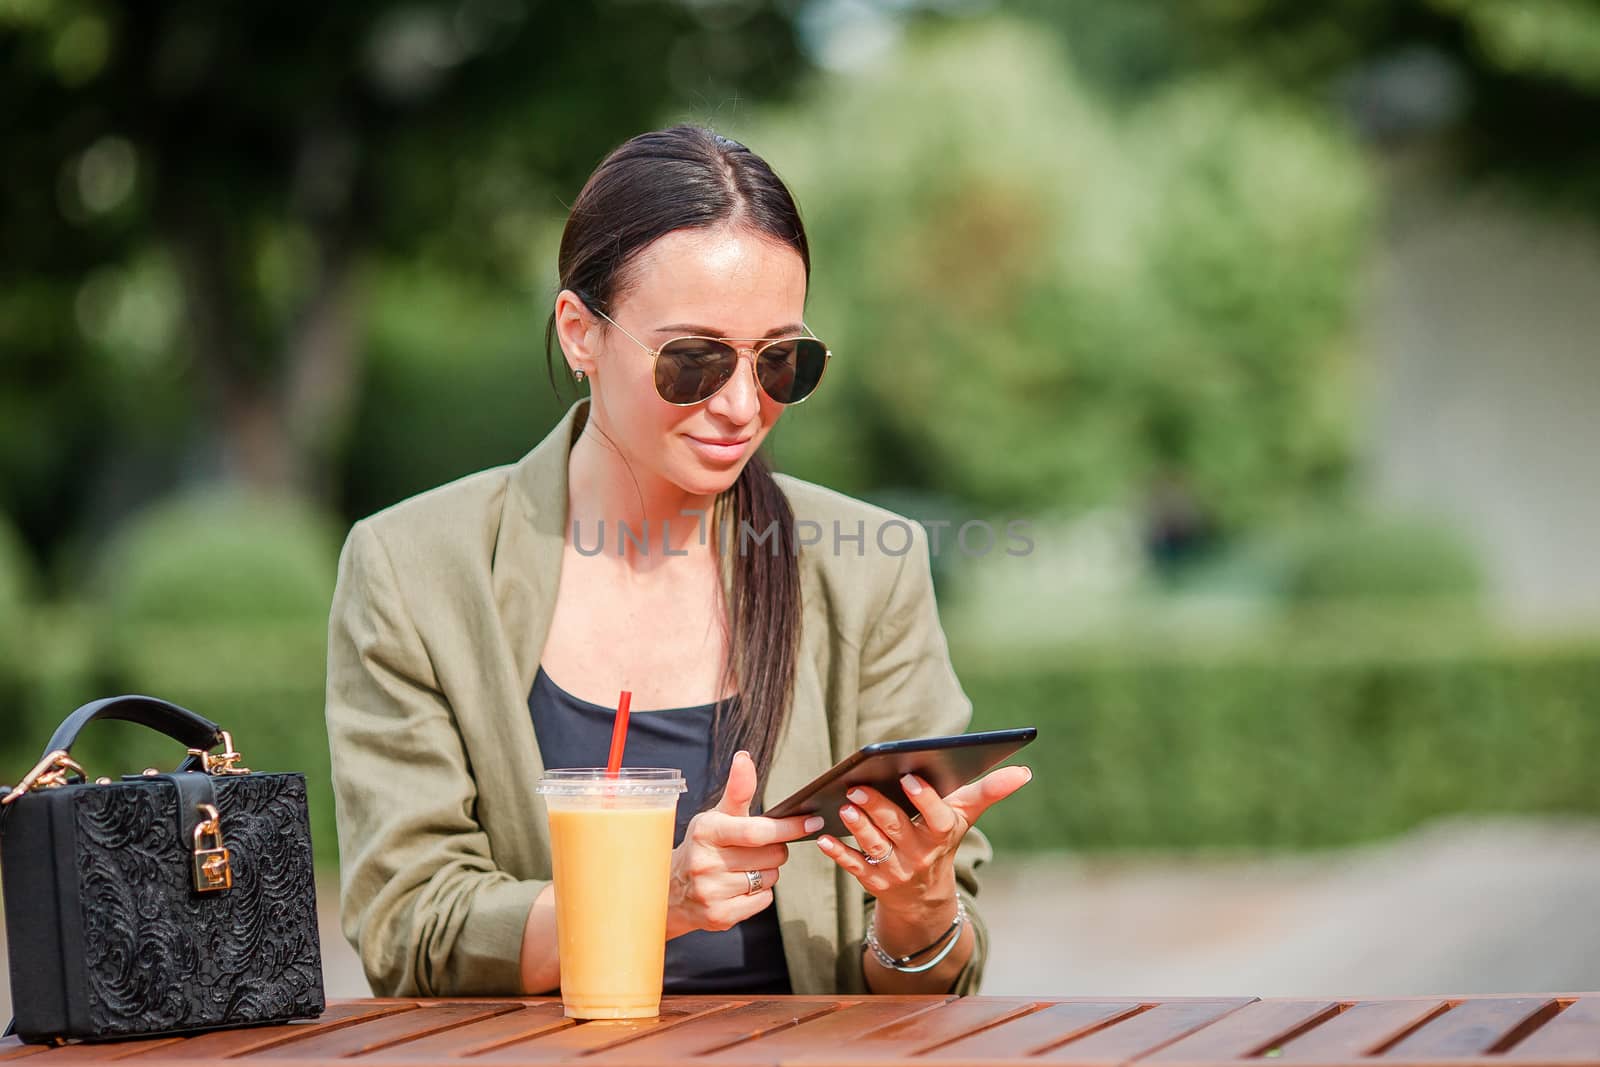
657;339;737;404
757;339;828;404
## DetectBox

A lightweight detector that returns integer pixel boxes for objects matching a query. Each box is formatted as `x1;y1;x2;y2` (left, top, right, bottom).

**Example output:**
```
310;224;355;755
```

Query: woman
325;125;1032;999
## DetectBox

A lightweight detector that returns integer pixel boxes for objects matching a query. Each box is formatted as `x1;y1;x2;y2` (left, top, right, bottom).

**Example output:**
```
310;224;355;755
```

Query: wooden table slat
1035;999;1256;1064
117;1002;420;1061
1498;998;1600;1060
6;993;1600;1066
921;1001;1146;1061
578;1000;844;1064
1273;999;1450;1061
250;1003;521;1060
1139;1000;1342;1063
0;1004;411;1063
471;1000;739;1063
702;998;956;1062
1383;998;1559;1059
21;1038;186;1063
785;998;1043;1062
357;1003;572;1061
0;1039;50;1062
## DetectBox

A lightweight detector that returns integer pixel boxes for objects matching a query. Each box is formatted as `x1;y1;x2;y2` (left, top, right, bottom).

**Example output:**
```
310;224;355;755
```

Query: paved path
4;816;1598;1020
981;817;1600;996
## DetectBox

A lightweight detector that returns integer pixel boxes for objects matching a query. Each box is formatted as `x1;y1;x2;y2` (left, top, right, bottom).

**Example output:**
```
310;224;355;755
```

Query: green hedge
95;490;339;625
960;640;1600;851
5;614;1598;860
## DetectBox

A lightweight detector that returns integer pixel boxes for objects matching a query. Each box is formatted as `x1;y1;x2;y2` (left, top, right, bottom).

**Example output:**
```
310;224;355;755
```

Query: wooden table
2;994;1598;1067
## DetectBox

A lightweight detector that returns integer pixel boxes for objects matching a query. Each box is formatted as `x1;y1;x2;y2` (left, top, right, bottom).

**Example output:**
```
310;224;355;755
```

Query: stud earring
574;369;585;383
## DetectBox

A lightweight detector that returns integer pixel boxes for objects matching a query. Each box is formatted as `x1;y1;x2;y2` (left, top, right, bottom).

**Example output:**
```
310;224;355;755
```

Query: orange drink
535;768;685;1019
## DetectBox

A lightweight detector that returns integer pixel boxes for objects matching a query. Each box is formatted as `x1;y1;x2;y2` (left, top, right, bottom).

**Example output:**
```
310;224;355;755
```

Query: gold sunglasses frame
589;306;832;407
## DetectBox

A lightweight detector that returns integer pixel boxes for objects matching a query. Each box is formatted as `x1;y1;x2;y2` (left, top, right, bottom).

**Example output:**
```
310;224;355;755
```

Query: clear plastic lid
534;767;686;797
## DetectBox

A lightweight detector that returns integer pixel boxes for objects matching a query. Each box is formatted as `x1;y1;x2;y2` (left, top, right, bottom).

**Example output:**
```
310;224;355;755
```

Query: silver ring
745;869;764;895
864;844;894;866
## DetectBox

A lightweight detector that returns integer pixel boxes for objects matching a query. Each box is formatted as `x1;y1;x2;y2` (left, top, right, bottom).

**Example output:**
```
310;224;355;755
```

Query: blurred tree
0;0;807;557
1011;0;1600;208
739;20;1370;524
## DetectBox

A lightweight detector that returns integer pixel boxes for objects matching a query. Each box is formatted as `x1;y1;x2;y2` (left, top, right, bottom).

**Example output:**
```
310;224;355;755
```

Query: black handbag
0;696;326;1044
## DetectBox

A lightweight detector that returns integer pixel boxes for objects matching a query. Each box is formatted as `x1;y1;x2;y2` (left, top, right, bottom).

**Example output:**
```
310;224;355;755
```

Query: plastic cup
534;768;686;1019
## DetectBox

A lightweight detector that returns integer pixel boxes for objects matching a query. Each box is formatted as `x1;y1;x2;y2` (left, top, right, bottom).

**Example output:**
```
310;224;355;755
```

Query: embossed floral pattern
73;774;324;1037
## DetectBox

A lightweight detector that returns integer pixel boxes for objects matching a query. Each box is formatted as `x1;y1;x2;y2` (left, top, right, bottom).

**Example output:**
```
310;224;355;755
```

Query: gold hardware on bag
1;750;88;805
186;730;251;776
191;803;233;892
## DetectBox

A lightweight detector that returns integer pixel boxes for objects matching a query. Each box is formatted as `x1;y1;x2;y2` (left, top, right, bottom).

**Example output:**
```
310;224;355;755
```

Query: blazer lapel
498;400;586;700
474;399;586;878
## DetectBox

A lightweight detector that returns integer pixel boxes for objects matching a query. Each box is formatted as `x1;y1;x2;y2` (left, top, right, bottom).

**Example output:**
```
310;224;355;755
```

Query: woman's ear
553;289;599;377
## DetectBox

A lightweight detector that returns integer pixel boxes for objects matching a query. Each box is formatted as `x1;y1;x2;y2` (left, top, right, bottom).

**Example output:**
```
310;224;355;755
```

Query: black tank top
527;667;792;994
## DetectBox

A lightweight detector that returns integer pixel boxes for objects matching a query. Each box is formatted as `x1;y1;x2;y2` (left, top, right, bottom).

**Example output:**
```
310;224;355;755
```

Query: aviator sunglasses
588;304;832;407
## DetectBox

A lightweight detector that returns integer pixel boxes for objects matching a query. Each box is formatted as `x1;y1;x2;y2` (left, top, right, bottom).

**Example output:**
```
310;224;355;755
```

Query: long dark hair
544;125;806;800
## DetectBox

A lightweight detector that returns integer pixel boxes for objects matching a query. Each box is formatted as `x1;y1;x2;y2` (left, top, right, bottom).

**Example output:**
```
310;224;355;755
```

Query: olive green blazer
324;399;991;998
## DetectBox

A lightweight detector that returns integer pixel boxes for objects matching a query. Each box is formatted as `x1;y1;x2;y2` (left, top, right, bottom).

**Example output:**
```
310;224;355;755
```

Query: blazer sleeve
853;523;992;995
325;520;548;996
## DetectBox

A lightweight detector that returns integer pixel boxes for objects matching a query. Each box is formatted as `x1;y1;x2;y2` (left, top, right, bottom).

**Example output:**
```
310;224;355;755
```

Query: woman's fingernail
847;788;868;805
839;804;859;822
818;836;836;852
1024;767;1033;782
901;774;923;795
804;816;825;833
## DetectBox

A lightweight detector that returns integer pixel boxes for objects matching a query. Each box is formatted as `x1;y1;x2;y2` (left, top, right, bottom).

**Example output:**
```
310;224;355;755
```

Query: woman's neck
566;423;720;568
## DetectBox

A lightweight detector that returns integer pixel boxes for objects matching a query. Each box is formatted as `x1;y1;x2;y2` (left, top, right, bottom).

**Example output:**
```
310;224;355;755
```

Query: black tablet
765;727;1037;840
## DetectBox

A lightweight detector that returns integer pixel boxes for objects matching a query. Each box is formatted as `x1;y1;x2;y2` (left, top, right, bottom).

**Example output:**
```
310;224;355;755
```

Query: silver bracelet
865;898;967;973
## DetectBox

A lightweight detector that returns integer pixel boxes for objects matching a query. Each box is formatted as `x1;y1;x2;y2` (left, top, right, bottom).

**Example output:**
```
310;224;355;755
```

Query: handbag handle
43;695;225;765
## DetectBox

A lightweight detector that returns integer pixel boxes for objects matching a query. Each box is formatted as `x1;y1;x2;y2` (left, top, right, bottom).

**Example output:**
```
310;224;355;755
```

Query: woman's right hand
666;750;823;939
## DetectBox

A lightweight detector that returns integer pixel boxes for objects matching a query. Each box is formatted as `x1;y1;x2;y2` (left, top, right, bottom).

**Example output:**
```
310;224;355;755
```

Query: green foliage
1278;514;1484;604
0;513;35;614
961;639;1600;851
0;604;97;765
0;0;811;550
92;489;337;627
1441;0;1600;92
0;515;38;748
1127;83;1368;518
340;268;574;518
739;20;1371;523
1152;510;1486;615
1064;0;1600;211
96;490;340;625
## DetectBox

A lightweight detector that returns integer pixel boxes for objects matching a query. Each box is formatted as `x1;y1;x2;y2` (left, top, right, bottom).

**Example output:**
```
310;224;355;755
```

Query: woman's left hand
817;764;1032;913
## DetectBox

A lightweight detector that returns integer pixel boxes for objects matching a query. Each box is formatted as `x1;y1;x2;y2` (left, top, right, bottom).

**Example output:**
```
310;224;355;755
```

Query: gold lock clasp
191;803;233;892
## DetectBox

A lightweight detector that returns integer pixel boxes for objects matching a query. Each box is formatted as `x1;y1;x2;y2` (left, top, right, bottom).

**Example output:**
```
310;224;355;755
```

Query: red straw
606;689;633;777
